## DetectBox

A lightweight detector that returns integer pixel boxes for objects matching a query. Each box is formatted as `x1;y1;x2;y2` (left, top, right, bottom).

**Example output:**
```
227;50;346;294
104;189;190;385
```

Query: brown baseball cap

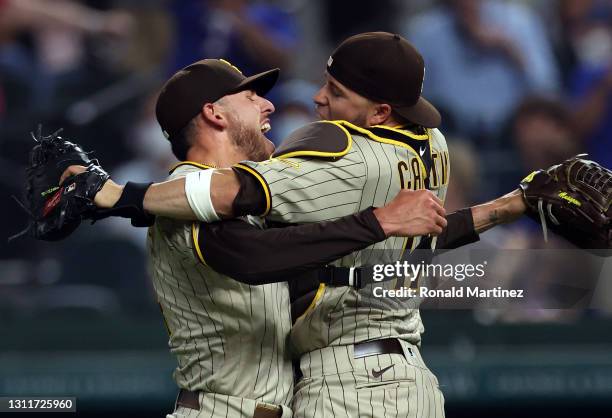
327;32;441;128
156;59;279;140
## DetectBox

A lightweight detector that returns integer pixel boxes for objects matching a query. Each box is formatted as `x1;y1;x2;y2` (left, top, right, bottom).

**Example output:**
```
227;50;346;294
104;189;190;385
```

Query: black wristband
91;182;155;227
115;181;152;212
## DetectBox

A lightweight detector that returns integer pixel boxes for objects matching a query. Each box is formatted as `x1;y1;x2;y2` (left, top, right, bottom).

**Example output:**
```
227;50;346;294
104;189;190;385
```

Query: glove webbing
9;125;64;242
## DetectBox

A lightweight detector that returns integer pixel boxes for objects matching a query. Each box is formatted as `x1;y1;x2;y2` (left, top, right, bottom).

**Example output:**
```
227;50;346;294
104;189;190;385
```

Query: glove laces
537;199;560;243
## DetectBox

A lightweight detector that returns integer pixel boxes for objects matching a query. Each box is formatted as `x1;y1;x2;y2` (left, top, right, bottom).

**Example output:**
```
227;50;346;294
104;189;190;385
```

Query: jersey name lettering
430;150;449;188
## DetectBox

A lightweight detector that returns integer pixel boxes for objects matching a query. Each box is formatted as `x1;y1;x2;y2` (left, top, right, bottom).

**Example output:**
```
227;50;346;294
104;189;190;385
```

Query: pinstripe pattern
167;392;292;418
240;127;449;354
292;344;444;418
149;165;293;417
241;125;449;417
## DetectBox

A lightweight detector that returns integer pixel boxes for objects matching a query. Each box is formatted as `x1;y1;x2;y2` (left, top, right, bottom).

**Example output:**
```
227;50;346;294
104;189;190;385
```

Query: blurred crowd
0;0;610;321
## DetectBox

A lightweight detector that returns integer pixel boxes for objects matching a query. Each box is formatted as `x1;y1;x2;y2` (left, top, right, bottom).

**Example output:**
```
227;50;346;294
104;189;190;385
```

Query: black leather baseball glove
11;127;109;241
519;154;611;252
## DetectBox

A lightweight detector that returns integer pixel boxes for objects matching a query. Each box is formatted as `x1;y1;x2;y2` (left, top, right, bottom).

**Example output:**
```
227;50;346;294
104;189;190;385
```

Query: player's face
313;73;376;127
221;90;276;161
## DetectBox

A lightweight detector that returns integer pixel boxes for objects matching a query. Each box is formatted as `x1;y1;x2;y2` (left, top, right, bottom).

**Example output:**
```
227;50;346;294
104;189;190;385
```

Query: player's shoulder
428;128;448;150
426;127;445;141
340;122;437;157
167;161;214;179
270;119;429;160
270;120;447;161
272;120;355;160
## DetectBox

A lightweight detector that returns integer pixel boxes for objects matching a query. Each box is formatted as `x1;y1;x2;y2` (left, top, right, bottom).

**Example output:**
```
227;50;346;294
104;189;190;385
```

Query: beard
349;110;370;128
325;108;369;128
226;114;273;162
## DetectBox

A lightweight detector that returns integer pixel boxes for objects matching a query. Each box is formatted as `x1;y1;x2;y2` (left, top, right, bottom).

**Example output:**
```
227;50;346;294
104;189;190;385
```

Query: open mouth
261;122;271;133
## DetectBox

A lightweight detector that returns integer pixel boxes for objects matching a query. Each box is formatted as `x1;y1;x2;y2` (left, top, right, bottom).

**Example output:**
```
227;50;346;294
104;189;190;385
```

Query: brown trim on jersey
228;128;477;260
233;163;271;216
371;124;429;140
370;125;434;179
197;206;386;285
333;120;429;177
271;121;352;159
231;167;269;217
230;122;432;218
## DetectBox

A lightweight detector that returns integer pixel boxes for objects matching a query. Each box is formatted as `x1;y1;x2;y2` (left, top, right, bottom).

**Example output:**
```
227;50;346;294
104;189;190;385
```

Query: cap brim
234;68;280;97
394;96;441;128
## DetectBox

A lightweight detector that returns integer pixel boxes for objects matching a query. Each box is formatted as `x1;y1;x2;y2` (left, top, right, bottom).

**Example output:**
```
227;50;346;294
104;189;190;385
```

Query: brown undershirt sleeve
436;208;480;250
197;207;386;285
228;167;478;265
231;167;268;216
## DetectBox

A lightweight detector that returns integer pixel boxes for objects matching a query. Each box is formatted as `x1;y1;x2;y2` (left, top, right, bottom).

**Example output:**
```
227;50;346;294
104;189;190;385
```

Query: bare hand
60;164;122;208
373;189;447;237
60;164;87;184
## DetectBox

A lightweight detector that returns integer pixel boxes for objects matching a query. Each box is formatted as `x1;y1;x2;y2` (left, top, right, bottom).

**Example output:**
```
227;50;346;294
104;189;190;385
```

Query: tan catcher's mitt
519;154;611;252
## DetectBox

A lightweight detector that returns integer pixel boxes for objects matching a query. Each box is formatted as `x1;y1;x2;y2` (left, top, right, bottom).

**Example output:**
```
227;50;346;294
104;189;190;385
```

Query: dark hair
170;117;198;161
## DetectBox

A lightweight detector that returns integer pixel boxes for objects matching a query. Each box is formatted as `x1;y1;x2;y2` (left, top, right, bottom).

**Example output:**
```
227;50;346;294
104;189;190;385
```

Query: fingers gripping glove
11;127;109;241
519;154;612;252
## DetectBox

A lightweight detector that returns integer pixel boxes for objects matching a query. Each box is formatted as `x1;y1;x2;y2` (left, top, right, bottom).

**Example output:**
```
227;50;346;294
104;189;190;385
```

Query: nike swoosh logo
419;147;426;157
371;364;395;378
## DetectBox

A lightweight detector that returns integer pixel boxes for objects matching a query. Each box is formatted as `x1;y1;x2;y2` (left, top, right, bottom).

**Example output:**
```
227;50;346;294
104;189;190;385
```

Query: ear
368;103;393;126
202;103;228;130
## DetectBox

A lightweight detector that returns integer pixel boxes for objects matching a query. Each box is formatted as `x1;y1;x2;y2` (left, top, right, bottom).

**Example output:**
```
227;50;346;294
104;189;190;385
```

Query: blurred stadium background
0;0;611;416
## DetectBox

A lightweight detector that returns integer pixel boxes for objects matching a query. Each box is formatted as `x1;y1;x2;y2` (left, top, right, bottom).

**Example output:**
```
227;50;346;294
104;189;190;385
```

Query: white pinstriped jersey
147;164;293;409
238;121;450;356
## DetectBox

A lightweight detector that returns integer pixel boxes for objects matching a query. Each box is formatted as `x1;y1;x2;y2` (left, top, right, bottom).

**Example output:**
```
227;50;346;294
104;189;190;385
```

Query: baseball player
225;33;451;418
63;33;528;418
145;58;451;418
147;60;293;418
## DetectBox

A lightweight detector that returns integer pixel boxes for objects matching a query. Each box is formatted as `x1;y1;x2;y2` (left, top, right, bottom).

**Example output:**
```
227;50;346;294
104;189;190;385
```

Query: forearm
95;177;202;220
143;178;196;220
412;189;525;252
99;169;241;220
145;169;240;219
471;189;526;234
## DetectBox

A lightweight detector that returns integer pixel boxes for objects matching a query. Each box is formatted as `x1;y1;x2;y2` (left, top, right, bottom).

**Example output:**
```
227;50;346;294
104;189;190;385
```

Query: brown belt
353;338;405;359
176;389;282;418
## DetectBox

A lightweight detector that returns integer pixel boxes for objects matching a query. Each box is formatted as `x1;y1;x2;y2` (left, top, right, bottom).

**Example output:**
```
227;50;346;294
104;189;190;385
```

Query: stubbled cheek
318;107;332;120
329;108;346;121
265;139;275;155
